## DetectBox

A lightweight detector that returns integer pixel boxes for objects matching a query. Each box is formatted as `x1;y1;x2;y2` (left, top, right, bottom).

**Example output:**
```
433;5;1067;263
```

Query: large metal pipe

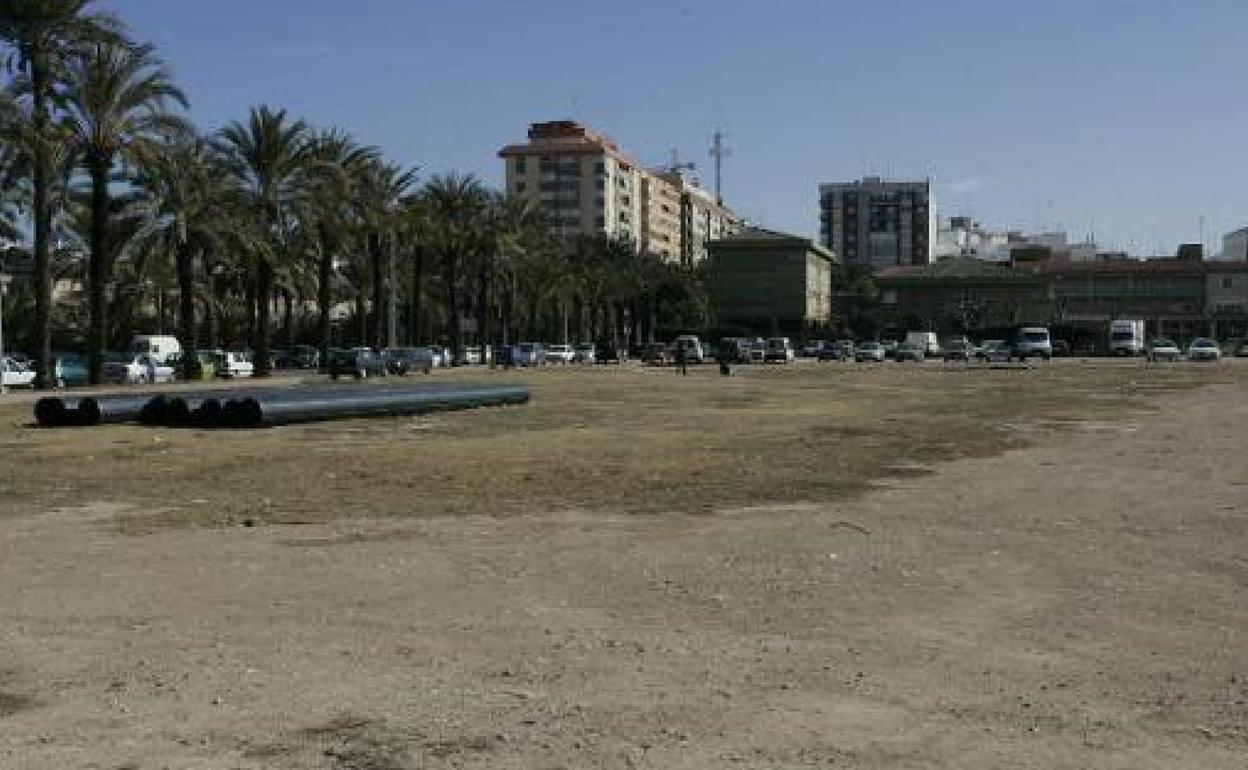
35;394;154;427
220;384;531;428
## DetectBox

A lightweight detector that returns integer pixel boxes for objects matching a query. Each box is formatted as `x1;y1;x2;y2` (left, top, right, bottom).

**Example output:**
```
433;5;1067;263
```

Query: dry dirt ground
1;360;1246;768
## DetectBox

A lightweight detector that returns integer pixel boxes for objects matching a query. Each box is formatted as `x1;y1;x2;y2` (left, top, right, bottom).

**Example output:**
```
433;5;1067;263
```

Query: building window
515;158;527;175
595;161;605;174
1223;277;1234;289
515;182;526;193
595;215;605;227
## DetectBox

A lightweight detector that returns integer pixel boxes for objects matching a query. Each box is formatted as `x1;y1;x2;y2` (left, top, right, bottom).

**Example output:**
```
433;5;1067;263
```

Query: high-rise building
499;121;741;265
499;121;644;244
819;177;935;271
640;172;682;263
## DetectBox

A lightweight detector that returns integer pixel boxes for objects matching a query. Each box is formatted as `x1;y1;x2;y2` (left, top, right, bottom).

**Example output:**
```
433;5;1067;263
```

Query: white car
104;352;175;385
215;351;254;379
1186;338;1221;361
854;341;886;362
1148;338;1181;362
545;344;575;364
573;343;596;364
459;345;491;365
1;356;36;388
429;346;450;368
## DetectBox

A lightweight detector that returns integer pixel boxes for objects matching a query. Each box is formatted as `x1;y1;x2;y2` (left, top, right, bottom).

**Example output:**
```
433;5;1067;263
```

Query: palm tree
217;106;312;377
480;194;543;356
60;40;189;383
0;0;123;387
305;128;377;364
355;160;416;349
132;137;247;378
419;173;488;363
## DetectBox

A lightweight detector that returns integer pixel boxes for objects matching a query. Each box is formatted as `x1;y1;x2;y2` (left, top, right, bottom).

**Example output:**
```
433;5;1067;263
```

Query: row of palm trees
0;1;706;388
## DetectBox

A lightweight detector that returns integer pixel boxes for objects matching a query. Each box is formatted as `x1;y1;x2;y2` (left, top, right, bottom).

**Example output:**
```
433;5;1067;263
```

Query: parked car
595;341;625;364
893;342;924;362
801;340;826;358
817;340;852;362
387;347;435;374
281;344;320;369
765;337;795;363
1148;338;1182;362
1013;327;1053;361
517;342;545;367
716;338;753;364
881;340;900;359
1237;339;1248;358
744;338;767;363
855;341;886;362
1;356;36;388
641;342;672;365
214;351;255;379
129;334;182;365
943;340;974;362
459;345;491;365
672;335;705;364
52;353;89;387
573;343;597;364
976;340;1005;361
104;352;175;385
328;348;389;379
1187;337;1221;361
1051;340;1071;357
545;343;576;364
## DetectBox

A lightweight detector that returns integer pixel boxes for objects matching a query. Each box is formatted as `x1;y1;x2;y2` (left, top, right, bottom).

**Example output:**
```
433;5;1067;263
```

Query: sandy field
0;359;1245;768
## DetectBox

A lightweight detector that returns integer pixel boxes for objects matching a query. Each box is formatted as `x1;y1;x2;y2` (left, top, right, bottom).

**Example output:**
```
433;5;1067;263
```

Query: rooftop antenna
709;128;731;204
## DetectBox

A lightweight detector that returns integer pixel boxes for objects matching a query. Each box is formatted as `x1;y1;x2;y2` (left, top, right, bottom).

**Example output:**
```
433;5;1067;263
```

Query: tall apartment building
640;172;682;262
819;177;935;271
500;121;741;265
500;121;644;244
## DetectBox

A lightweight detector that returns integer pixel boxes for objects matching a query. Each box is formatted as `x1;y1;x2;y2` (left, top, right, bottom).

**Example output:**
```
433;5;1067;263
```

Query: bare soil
1;359;1246;768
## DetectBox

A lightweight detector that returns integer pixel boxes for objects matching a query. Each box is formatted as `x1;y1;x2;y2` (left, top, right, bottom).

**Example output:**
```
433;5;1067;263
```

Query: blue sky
107;0;1248;256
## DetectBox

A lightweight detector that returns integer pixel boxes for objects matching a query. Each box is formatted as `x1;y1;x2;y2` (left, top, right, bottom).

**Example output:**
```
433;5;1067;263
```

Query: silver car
1186;338;1221;361
854;341;885;362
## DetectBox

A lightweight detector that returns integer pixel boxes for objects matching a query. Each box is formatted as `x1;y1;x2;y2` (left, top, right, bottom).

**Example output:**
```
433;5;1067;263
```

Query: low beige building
706;227;836;335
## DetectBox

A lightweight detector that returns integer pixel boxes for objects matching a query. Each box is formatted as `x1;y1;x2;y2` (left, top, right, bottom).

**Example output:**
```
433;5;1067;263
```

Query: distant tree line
0;0;705;387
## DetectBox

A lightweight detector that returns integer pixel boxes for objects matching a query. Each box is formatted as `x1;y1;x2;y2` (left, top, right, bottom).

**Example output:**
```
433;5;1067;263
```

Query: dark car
1051;339;1071;357
943;340;974;362
328;348;390;380
641;342;672;365
817;340;851;362
717;337;753;364
595;341;625;364
281;344;320;369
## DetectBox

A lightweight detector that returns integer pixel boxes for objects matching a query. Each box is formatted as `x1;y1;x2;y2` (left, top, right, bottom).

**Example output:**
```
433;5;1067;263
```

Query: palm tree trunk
87;160;110;385
317;233;334;368
446;253;462;364
30;67;54;389
476;257;489;361
206;270;220;349
282;288;295;346
176;245;197;379
254;260;274;377
385;235;397;349
369;232;385;349
409;244;424;344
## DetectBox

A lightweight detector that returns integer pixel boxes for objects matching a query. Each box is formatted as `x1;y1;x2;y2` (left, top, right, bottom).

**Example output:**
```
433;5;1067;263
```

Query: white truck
1109;319;1145;356
129;335;182;365
905;331;940;357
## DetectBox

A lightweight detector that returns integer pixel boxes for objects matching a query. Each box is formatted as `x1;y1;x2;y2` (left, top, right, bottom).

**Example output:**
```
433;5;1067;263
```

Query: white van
1014;327;1053;361
215;351;254;379
130;335;182;365
905;331;940;357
